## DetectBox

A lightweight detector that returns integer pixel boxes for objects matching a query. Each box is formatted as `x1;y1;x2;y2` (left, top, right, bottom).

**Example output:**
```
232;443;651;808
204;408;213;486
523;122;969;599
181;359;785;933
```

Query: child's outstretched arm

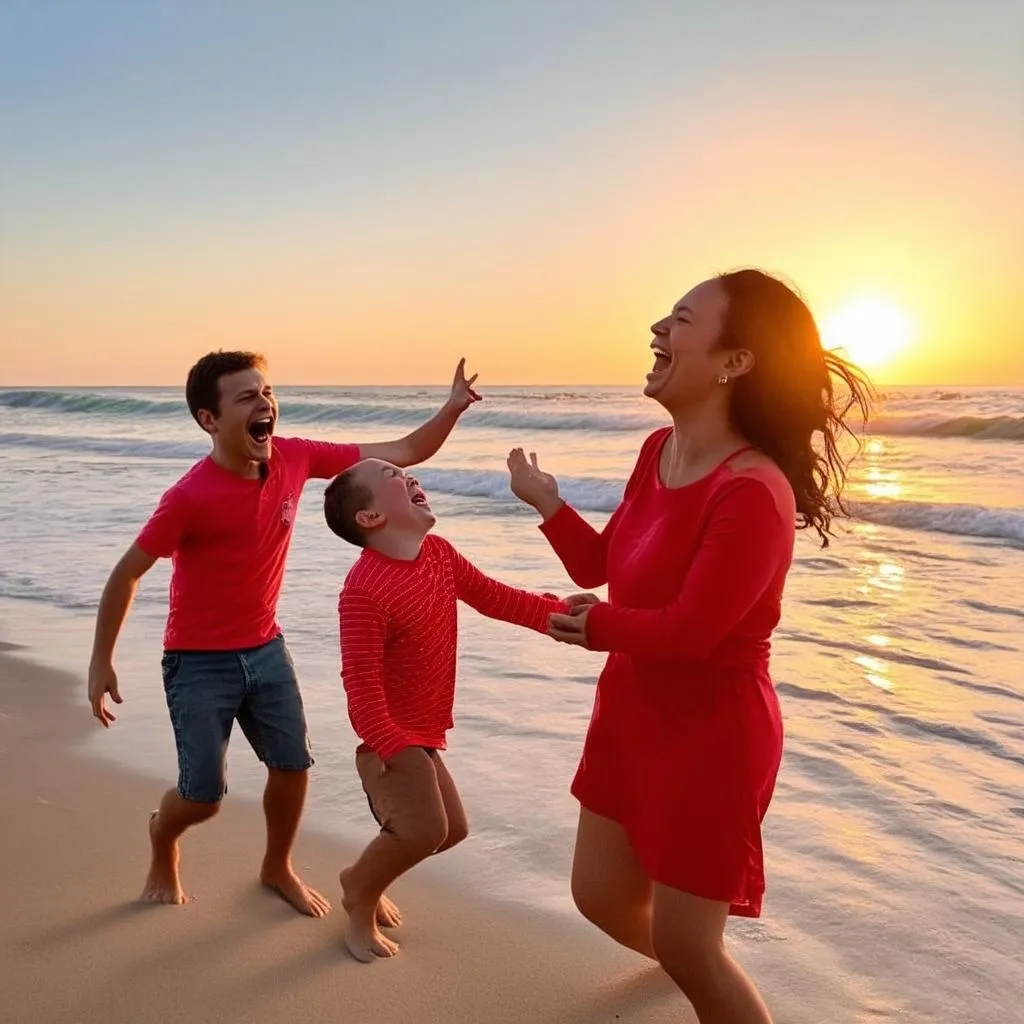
443;541;566;633
339;589;412;761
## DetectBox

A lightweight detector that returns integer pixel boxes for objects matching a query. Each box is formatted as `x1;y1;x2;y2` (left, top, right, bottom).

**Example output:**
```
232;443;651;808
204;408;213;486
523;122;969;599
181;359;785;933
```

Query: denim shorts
160;633;313;804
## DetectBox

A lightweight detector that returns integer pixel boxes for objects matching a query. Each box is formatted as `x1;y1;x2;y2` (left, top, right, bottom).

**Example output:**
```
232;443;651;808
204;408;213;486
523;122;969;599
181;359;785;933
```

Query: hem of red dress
725;902;762;919
571;791;764;919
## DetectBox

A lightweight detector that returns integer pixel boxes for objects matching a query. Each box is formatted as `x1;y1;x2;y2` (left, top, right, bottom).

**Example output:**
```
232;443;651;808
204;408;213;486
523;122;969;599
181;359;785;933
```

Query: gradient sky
1;1;1021;386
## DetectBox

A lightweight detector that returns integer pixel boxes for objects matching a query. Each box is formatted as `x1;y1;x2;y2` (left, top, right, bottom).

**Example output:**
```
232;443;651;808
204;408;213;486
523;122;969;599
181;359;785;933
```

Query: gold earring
717;374;729;385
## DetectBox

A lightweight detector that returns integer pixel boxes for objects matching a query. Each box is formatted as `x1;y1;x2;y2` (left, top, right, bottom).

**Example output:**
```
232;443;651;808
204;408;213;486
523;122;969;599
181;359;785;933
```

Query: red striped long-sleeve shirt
339;534;565;760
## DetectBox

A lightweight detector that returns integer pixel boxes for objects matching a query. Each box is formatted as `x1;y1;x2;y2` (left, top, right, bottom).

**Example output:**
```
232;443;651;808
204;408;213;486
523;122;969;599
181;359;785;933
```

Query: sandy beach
0;640;702;1024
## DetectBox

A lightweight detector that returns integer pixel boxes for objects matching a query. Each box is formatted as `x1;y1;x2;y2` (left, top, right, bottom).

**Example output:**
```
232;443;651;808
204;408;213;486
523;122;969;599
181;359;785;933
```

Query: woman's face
644;278;733;408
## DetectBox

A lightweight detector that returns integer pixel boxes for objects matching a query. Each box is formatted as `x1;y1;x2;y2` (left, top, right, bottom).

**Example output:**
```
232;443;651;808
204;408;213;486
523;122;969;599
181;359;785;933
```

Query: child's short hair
324;469;373;547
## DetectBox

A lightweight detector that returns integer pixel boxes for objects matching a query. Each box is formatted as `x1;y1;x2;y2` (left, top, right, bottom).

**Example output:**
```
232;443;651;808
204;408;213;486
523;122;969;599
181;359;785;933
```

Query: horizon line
1;380;1021;391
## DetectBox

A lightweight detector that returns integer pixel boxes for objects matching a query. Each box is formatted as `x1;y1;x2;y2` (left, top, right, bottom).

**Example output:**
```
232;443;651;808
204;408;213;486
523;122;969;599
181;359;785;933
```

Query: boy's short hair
185;350;267;426
324;468;373;548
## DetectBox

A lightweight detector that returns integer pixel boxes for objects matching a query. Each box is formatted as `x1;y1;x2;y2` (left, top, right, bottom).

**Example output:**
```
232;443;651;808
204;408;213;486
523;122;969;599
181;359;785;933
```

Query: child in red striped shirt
323;458;565;963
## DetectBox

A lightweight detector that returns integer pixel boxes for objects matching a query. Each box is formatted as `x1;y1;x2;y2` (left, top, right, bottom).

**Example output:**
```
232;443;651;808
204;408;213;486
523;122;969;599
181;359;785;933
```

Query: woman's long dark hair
716;269;874;546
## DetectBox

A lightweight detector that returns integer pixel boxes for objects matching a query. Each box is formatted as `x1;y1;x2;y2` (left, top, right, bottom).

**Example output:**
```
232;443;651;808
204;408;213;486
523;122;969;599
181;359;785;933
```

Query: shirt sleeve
339;588;412;760
442;541;566;632
537;429;664;589
538;502;624;589
135;484;191;559
289;437;362;480
585;478;792;661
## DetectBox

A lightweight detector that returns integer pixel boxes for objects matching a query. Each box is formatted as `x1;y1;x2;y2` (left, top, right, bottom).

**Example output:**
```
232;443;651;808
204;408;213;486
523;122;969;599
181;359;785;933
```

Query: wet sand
0;641;692;1024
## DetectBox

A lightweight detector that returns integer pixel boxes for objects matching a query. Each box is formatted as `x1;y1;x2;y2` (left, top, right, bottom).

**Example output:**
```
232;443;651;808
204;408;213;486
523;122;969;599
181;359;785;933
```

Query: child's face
354;459;436;535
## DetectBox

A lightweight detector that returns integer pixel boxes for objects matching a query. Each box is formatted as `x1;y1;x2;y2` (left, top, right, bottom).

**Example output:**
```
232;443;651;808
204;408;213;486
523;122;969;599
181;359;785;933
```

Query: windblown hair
185;350;267;426
715;269;873;546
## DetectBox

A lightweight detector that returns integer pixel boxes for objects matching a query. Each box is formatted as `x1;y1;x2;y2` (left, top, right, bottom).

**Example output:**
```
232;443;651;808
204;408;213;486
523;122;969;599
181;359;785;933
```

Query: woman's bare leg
651;884;772;1024
570;808;655;958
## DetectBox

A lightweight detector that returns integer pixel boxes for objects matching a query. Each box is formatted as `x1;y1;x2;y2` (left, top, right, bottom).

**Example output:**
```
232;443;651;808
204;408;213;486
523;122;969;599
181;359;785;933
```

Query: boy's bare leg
340;832;441;960
260;767;331;917
369;753;464;929
340;748;449;961
431;752;469;853
142;788;219;904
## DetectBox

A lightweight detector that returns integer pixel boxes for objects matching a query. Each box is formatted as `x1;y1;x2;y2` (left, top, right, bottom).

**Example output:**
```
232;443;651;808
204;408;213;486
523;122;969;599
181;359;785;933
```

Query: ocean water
1;384;1022;1022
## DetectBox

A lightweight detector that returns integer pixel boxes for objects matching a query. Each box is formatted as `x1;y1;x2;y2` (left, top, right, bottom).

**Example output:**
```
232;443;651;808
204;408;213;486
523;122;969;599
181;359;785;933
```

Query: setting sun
821;296;919;372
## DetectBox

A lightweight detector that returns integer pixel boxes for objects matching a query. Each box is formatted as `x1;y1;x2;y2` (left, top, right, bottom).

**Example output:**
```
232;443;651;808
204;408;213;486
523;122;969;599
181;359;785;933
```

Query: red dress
540;427;795;917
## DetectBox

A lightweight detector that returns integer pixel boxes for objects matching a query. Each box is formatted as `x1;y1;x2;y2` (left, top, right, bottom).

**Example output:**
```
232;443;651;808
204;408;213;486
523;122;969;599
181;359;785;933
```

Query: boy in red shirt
87;351;480;916
323;458;565;962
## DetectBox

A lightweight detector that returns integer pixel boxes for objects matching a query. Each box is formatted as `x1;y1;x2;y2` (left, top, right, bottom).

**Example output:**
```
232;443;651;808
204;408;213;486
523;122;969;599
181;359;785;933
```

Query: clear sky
1;1;1021;386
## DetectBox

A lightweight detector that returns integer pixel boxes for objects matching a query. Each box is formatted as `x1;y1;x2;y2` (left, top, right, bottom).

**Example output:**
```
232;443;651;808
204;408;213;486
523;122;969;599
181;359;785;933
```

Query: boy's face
200;367;278;464
353;460;436;536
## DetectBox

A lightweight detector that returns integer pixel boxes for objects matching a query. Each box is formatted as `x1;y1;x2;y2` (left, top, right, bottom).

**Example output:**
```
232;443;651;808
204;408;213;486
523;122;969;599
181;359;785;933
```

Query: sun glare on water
821;296;919;372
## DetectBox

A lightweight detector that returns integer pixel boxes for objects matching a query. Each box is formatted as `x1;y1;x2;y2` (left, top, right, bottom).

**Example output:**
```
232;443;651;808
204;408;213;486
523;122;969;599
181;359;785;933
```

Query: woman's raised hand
507;448;562;518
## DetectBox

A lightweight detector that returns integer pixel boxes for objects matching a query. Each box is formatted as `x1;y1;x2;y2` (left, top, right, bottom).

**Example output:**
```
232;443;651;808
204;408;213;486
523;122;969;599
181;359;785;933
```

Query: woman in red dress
508;269;871;1023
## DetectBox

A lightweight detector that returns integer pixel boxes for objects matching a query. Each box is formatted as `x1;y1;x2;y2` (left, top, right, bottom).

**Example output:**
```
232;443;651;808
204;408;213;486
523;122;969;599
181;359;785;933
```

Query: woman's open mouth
648;343;672;378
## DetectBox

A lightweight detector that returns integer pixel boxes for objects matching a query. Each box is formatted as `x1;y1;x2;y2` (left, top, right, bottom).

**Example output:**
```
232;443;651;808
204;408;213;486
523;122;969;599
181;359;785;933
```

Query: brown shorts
355;744;468;852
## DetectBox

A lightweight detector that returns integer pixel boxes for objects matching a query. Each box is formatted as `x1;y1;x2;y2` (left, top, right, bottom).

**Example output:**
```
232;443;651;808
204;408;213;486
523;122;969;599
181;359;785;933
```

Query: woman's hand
564;592;600;614
547;605;592;647
507;448;562;519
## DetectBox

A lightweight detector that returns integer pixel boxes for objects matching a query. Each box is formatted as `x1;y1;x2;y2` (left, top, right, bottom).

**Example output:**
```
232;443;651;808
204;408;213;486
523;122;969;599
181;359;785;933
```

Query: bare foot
261;863;331;918
340;869;400;962
377;893;402;929
344;904;400;962
140;811;190;905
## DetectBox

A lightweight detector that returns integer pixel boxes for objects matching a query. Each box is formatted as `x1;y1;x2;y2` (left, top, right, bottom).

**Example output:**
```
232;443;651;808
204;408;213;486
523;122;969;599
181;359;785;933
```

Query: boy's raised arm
357;360;480;469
